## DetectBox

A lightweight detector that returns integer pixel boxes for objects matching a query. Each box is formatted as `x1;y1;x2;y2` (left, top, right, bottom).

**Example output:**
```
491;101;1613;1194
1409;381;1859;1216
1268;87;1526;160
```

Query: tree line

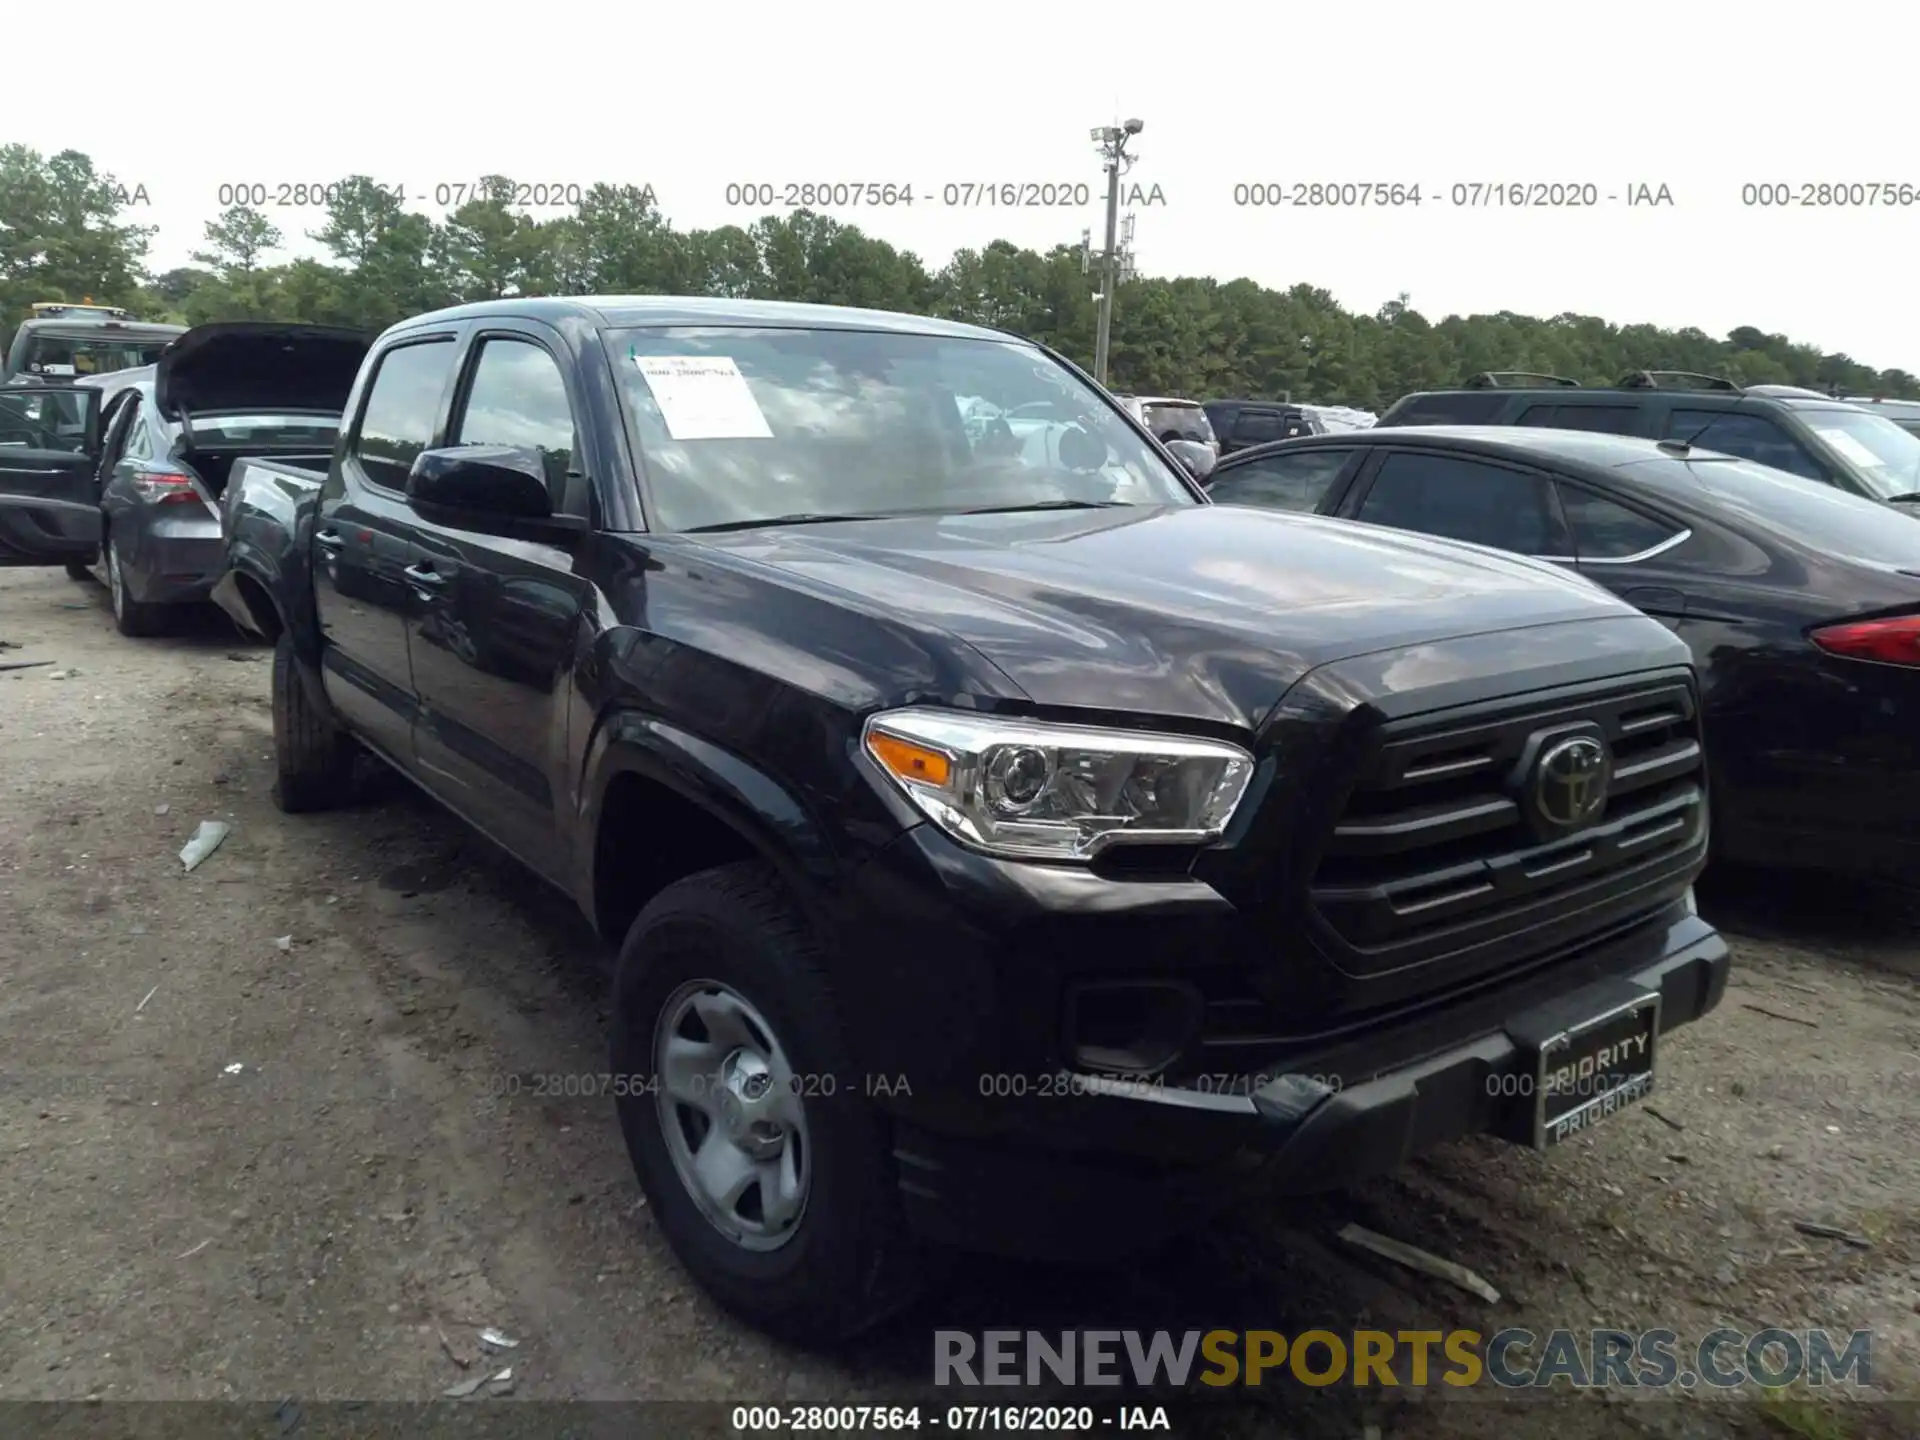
4;145;1916;408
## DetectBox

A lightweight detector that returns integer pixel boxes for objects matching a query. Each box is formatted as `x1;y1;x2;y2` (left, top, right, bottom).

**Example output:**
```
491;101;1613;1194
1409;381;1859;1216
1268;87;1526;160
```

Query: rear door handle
403;563;446;589
314;529;345;552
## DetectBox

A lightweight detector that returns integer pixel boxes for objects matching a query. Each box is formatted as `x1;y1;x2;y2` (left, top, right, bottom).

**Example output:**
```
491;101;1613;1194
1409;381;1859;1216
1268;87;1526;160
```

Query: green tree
311;176;449;329
0;145;153;325
435;175;554;302
549;183;692;293
57;141;1912;407
185;205;284;320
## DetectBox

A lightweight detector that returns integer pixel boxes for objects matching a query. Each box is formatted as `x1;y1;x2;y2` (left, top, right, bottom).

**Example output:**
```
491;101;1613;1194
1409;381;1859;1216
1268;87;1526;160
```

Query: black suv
1204;398;1324;454
1380;370;1920;506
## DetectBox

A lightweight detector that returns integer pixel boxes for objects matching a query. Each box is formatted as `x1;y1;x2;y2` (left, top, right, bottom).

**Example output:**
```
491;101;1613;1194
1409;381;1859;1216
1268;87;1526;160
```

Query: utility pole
1088;118;1143;387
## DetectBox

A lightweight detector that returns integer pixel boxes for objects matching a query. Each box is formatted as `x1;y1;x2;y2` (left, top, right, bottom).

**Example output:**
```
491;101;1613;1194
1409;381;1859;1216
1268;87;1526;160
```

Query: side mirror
1165;438;1217;483
406;445;553;520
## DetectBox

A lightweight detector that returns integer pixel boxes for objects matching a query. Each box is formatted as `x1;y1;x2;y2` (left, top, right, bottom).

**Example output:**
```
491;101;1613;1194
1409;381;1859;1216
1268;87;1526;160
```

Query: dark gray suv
1380;371;1920;506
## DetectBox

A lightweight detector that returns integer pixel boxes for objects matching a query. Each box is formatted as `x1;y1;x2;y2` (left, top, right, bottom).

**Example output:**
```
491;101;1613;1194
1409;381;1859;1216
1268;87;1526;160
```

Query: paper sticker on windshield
1816;428;1886;469
39;363;76;376
630;354;773;441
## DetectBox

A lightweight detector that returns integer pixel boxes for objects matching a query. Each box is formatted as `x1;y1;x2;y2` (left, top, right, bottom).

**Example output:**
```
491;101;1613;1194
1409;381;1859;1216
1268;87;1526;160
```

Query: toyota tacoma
204;296;1730;1339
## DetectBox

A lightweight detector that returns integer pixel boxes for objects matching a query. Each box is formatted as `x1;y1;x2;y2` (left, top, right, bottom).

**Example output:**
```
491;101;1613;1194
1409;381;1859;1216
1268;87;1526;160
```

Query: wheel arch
580;709;840;951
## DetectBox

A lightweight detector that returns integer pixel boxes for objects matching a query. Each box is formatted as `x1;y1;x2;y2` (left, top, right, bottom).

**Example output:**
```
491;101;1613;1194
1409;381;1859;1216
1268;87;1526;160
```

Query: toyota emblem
1533;735;1611;828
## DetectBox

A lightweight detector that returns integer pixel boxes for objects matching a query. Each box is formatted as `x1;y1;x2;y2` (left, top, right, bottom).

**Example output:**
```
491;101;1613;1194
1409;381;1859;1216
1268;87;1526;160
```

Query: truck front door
403;325;593;884
314;333;461;763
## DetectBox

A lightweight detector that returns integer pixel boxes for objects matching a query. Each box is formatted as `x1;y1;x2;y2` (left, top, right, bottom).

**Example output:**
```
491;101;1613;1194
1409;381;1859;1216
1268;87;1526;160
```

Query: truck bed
218;455;327;564
211;455;330;643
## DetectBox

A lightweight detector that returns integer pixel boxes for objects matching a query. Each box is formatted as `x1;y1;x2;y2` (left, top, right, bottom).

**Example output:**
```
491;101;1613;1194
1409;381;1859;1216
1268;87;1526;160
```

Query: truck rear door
0;385;104;565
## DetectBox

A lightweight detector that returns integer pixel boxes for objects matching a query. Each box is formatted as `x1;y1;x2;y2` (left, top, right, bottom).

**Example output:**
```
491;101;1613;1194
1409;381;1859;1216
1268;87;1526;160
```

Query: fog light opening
1064;981;1203;1075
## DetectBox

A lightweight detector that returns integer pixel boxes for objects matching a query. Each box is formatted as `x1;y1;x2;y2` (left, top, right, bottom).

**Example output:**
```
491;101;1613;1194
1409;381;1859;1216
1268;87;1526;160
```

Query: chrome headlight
862;708;1255;861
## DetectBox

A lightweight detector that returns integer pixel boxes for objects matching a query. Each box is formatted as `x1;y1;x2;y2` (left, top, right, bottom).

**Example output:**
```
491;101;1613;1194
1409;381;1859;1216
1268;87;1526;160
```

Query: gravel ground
1;566;1915;1440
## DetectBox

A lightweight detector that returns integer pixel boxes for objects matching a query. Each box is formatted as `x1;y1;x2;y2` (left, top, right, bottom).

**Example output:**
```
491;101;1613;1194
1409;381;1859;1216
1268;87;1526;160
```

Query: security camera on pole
1088;118;1143;387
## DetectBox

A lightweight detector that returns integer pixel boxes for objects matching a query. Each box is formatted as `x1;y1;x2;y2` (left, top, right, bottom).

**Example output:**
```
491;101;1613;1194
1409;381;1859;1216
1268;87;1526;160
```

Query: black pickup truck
213;296;1730;1339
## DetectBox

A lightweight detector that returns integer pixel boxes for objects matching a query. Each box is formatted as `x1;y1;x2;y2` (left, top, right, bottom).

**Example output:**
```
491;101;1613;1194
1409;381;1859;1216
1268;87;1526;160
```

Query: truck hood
688;504;1637;728
155;322;372;421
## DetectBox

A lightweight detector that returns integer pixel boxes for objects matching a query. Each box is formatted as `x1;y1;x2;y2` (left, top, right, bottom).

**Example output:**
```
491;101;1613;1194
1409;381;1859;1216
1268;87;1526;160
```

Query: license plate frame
1531;990;1660;1149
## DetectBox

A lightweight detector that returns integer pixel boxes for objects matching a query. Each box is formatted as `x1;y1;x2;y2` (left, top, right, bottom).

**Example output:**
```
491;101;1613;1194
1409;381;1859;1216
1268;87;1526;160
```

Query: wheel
271;631;356;813
609;862;927;1340
64;555;95;581
106;531;166;637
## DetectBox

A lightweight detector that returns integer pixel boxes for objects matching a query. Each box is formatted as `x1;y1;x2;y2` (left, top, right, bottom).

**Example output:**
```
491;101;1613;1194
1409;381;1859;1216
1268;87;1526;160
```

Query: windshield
611;326;1196;531
172;413;342;447
1802;408;1920;497
19;334;171;379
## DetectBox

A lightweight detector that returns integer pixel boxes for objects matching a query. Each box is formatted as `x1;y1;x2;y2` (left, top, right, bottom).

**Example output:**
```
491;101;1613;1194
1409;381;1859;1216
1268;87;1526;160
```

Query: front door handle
403;563;446;589
314;529;345;552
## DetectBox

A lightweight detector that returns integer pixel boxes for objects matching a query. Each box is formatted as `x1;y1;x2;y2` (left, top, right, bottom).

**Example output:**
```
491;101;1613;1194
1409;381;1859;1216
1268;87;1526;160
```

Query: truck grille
1308;673;1704;966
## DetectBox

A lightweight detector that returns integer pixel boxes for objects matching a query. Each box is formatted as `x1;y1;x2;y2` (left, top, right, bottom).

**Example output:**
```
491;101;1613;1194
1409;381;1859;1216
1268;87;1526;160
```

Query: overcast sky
20;1;1920;371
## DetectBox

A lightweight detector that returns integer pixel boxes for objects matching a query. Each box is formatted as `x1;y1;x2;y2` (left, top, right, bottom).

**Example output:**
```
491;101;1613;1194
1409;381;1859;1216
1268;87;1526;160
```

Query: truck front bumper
835;827;1729;1260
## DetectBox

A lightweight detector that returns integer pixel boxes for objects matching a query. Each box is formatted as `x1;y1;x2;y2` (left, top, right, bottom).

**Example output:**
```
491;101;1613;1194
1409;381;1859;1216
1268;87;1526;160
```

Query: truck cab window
453;339;579;503
353;340;456;490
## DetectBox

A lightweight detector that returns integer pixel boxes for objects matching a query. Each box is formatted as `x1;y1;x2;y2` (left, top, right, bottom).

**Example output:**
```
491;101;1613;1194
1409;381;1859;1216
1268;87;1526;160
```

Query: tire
609;861;927;1341
64;556;95;581
271;631;356;813
106;531;166;637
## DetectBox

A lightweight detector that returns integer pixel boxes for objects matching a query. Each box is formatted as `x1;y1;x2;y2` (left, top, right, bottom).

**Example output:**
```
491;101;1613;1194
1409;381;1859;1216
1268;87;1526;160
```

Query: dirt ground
1;565;1916;1440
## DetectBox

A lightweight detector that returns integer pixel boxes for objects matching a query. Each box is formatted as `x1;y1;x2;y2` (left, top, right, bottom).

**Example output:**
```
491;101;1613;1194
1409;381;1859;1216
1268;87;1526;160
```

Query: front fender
578;707;841;934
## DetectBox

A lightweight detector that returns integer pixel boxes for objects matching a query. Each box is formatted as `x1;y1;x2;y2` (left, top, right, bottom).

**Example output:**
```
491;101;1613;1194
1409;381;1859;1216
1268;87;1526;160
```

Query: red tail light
1810;614;1920;667
132;471;203;506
